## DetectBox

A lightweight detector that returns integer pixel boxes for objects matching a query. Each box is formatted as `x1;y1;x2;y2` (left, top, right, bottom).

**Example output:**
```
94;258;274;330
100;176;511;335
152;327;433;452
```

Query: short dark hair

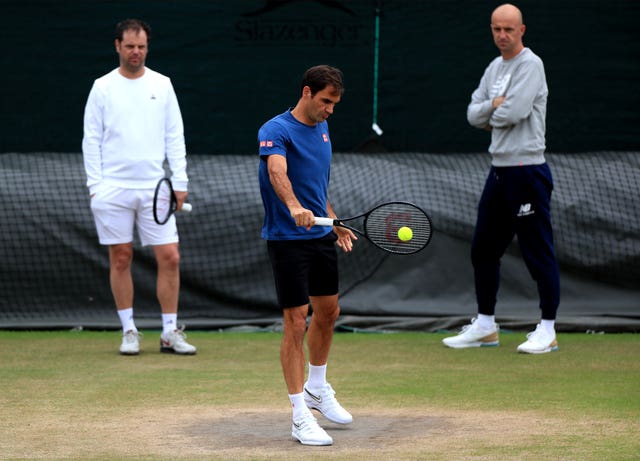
301;65;344;96
115;18;152;42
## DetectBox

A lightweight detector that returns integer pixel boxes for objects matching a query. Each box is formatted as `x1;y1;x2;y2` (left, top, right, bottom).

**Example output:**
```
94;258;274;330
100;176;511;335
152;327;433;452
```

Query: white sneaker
442;318;499;348
160;327;197;355
120;330;141;355
517;324;558;354
292;411;333;446
304;382;353;424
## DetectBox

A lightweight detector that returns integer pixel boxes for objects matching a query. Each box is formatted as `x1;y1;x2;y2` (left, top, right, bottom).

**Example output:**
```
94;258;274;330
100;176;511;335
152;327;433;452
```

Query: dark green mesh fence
1;152;638;329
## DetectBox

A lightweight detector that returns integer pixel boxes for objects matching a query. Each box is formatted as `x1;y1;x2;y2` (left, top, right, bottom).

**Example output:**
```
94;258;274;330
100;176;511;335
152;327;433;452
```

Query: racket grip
181;203;192;213
314;217;335;227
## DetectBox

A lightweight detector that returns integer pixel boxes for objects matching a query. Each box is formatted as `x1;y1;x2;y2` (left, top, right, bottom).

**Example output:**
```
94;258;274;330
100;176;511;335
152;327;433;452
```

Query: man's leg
109;243;135;310
306;295;339;367
444;168;512;349
511;164;560;354
281;304;310;395
302;294;352;425
471;168;515;317
512;164;561;321
153;243;196;354
153;243;180;315
281;304;333;445
109;243;140;355
266;239;333;444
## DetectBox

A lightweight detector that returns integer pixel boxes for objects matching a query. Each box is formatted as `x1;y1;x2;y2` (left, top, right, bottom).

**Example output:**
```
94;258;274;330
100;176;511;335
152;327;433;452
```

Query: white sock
162;313;178;335
307;363;327;389
540;319;556;336
476;314;495;330
289;392;309;421
118;308;136;333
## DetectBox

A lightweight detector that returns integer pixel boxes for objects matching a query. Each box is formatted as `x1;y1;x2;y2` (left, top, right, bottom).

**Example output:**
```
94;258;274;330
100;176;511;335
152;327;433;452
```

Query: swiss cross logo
259;141;266;147
322;133;329;142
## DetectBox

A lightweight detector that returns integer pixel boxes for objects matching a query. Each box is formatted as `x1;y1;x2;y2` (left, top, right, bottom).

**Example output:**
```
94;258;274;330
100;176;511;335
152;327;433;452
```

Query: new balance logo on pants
517;203;535;217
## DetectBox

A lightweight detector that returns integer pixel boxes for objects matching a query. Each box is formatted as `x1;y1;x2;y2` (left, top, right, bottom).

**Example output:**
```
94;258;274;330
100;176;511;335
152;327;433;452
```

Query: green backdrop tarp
1;152;638;332
2;0;639;154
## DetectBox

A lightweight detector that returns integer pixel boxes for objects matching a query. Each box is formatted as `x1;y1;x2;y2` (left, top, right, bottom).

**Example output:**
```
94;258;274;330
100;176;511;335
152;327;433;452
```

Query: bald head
492;4;523;24
490;3;526;59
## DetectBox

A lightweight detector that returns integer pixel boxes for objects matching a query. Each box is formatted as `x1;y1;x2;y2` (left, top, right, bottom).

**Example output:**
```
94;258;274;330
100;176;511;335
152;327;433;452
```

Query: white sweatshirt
467;48;548;167
82;67;188;195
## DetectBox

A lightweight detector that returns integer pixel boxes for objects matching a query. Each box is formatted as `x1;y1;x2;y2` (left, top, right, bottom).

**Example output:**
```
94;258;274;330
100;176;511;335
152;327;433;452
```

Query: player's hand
291;207;315;229
334;226;357;253
175;190;188;210
492;96;505;109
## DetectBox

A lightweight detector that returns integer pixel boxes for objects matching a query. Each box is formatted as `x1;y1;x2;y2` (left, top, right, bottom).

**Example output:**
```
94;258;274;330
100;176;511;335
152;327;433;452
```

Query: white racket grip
314;217;335;227
181;203;192;213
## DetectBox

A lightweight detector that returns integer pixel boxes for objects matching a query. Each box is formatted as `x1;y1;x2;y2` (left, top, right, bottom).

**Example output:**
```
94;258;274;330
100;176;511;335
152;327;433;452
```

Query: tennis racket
153;177;192;225
314;201;432;255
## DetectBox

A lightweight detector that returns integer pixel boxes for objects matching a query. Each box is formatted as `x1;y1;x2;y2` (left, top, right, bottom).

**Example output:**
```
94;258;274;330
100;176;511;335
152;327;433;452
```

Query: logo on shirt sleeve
259;140;274;147
322;133;329;142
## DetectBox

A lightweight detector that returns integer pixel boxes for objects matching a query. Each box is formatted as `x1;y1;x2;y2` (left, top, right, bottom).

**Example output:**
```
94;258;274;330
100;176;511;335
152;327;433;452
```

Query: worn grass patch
0;330;638;460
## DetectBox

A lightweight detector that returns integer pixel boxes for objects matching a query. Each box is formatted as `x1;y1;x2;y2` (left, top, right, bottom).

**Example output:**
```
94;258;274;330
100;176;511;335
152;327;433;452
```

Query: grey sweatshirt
467;47;548;167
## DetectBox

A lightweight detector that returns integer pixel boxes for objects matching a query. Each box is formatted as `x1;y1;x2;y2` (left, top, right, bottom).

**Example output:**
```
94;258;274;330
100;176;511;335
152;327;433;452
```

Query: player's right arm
266;154;315;229
467;71;496;130
81;82;104;196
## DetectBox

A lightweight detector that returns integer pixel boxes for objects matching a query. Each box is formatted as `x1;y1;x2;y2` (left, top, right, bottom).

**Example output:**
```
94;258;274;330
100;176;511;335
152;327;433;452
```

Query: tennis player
82;19;195;355
258;65;357;445
443;4;560;354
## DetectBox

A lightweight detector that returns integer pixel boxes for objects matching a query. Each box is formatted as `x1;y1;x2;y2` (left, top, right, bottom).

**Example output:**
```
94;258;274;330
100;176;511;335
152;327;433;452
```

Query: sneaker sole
306;406;353;425
517;345;559;354
443;341;500;349
119;350;139;355
160;345;196;355
292;433;333;446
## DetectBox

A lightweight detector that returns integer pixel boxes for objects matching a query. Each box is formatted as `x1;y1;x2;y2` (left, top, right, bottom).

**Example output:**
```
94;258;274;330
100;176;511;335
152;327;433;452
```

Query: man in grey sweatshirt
443;3;561;354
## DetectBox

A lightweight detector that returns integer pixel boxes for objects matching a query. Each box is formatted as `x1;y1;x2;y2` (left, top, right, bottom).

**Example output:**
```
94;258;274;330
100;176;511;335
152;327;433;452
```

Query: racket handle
181;203;192;213
314;217;335;227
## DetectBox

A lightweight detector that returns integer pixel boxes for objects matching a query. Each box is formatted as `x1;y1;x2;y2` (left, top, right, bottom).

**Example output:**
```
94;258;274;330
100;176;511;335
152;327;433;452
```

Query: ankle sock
118;307;136;333
476;314;495;330
162;313;177;335
289;392;309;421
306;363;327;389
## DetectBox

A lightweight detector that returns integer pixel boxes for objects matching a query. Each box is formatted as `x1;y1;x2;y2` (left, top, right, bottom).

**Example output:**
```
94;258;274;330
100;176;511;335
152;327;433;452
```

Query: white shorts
90;184;179;246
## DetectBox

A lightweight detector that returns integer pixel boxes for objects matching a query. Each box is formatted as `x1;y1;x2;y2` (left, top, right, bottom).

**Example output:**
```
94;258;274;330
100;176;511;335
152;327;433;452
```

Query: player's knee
315;302;340;324
110;246;133;272
284;310;309;337
158;250;180;270
167;251;180;269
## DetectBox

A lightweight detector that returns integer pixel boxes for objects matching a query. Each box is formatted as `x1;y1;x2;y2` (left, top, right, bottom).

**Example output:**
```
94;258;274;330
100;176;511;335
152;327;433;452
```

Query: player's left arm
165;82;189;198
326;199;357;253
81;83;105;196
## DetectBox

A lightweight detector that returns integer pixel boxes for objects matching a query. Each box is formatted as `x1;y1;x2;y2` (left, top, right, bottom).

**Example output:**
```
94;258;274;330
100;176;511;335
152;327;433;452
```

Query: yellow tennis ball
397;226;413;242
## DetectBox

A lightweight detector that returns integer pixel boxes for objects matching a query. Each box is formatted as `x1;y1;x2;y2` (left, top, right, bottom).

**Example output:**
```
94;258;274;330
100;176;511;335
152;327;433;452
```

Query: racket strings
154;179;176;224
364;203;432;254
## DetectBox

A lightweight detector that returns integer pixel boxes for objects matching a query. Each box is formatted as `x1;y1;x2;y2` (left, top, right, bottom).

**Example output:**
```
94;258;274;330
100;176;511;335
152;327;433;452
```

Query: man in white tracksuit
82;19;196;355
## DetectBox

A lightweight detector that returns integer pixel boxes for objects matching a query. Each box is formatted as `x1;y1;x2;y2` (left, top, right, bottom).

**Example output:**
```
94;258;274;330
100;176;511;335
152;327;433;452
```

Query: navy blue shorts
267;233;339;309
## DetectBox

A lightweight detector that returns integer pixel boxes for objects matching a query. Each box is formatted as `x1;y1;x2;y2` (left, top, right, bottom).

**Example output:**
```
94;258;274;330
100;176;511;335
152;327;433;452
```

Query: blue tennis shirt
258;109;333;240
